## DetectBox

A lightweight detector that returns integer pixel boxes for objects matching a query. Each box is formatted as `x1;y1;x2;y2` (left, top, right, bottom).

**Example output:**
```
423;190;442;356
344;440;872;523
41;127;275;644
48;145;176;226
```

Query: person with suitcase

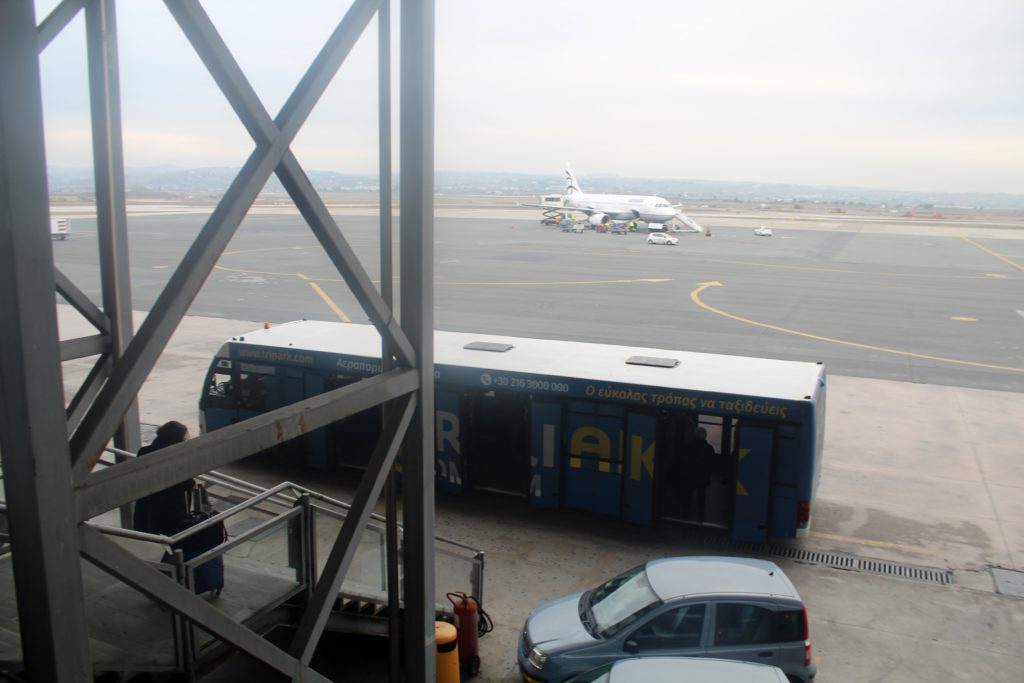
132;421;195;536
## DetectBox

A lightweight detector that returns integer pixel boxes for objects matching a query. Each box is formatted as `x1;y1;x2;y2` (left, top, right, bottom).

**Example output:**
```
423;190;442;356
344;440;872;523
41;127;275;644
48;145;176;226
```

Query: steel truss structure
0;0;435;680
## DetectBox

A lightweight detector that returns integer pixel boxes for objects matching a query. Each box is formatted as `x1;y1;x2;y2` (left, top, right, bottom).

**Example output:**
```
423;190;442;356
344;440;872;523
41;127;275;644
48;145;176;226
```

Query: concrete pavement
58;304;1024;681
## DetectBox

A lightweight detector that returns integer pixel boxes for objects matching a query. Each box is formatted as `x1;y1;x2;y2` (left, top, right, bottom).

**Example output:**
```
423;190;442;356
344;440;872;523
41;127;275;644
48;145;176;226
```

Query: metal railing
0;447;484;675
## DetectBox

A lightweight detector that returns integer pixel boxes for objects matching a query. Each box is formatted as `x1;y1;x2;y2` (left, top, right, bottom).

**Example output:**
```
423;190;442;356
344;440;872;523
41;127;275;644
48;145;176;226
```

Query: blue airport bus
199;321;826;542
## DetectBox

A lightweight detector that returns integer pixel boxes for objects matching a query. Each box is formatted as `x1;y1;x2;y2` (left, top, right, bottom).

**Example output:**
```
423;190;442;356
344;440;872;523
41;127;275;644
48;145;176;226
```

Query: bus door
564;401;624;517
732;425;774;543
769;425;800;538
622;412;657;526
323;373;380;470
435;390;465;494
202;360;238;432
302;372;331;471
236;362;277;420
529;401;562;508
463;391;529;496
281;368;312;465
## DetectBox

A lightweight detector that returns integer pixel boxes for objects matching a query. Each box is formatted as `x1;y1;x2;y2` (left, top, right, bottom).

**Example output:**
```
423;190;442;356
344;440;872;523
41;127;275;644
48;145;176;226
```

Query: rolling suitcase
165;484;227;596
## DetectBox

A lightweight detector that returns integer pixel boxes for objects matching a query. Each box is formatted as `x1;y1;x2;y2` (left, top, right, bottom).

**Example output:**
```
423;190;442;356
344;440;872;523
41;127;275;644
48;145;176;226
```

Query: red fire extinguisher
447;592;481;676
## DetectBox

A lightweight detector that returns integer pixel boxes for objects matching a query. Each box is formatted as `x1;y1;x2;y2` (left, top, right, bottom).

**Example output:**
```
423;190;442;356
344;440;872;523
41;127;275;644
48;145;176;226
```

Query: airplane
524;165;705;233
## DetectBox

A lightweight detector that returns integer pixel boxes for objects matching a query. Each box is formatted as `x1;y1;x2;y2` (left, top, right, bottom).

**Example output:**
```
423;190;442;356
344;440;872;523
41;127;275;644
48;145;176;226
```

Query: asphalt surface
53;205;1024;392
52;202;1024;681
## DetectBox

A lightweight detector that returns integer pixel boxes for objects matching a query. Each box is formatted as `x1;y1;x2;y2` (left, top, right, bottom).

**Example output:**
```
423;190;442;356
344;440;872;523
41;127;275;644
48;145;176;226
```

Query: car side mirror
623;640;640;654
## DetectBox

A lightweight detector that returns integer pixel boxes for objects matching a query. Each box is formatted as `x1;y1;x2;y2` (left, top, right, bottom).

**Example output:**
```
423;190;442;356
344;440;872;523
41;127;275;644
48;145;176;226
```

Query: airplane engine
587;213;609;226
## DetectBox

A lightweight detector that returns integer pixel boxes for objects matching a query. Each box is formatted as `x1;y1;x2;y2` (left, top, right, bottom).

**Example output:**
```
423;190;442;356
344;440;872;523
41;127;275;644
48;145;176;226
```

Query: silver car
567;657;789;683
518;557;815;683
646;232;678;245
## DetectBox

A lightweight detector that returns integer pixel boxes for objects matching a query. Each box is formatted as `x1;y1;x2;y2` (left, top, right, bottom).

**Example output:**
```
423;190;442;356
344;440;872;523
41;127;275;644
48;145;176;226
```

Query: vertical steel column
400;0;435;680
85;0;141;526
0;2;91;680
377;3;403;681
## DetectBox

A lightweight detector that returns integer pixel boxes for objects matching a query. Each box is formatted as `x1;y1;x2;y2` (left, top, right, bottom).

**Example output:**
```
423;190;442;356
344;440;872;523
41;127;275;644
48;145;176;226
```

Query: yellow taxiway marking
699;256;1020;280
298;273;350;323
690;281;1024;373
810;531;934;555
961;236;1024;272
950;316;977;322
217;262;671;288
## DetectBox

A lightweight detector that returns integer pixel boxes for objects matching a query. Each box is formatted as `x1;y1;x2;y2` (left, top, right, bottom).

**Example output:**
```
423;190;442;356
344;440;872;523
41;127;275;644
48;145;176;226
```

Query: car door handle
757;651;774;658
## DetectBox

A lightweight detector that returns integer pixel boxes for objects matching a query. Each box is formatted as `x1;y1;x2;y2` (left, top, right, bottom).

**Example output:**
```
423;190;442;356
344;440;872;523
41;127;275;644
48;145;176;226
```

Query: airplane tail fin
564;164;582;195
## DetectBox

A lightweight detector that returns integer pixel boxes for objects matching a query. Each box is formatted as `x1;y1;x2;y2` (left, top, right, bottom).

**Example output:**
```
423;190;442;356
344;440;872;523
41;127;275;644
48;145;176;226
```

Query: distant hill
46;166;1024;211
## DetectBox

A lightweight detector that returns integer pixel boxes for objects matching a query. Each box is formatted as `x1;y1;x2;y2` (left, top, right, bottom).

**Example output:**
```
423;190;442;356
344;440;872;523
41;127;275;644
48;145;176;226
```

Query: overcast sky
34;0;1024;194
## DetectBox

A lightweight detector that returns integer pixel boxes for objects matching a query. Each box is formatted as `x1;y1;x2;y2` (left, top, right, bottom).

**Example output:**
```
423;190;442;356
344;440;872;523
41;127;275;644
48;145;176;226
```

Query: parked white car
646;232;678;246
754;226;773;237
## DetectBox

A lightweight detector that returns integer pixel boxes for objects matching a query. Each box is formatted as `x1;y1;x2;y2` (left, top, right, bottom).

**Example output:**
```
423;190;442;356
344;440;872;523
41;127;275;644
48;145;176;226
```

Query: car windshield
585;563;661;638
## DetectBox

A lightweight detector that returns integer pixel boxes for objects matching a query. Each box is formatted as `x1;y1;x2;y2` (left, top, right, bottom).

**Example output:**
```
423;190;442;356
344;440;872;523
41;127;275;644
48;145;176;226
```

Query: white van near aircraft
50;217;71;240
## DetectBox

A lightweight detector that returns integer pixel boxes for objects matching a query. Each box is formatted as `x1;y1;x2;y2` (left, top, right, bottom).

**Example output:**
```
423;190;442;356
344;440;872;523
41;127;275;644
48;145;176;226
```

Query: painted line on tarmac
435;277;673;286
217;262;671;288
298;273;350;322
222;245;312;256
690;281;1024;373
961;236;1024;272
214;263;299;278
698;256;1020;280
810;531;934;555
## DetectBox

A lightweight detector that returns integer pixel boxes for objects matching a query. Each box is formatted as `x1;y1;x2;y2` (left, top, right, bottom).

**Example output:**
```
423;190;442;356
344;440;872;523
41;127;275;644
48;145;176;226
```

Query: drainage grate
674;529;954;585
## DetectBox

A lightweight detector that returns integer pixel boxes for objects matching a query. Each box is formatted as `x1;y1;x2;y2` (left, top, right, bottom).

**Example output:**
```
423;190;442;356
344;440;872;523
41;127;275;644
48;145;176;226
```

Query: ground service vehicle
50;217;70;240
519;557;814;683
200;321;826;542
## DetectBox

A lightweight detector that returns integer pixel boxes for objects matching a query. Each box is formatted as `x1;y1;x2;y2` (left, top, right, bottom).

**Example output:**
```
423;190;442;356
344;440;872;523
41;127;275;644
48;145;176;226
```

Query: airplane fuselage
565;191;677;224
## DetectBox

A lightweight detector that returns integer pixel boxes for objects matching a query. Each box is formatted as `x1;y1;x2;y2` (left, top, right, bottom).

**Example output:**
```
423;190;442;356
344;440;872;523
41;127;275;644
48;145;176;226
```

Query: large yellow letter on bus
570;427;611;471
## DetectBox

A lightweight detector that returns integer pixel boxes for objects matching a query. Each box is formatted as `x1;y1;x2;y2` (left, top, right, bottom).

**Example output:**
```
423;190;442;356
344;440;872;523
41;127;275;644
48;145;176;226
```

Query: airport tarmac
53;202;1024;681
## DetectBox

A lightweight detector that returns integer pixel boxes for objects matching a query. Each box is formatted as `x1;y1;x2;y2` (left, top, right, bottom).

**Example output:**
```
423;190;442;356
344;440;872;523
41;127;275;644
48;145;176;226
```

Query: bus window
205;372;235;409
238;373;269;411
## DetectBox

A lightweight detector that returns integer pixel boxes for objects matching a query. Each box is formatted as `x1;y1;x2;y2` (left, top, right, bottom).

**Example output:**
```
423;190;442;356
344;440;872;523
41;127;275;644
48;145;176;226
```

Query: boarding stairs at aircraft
0;451;484;679
669;212;706;234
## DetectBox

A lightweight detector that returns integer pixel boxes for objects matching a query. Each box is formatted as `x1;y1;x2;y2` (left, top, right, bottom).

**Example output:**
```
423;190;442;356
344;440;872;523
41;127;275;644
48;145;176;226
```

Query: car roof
644;556;800;600
607;657;787;682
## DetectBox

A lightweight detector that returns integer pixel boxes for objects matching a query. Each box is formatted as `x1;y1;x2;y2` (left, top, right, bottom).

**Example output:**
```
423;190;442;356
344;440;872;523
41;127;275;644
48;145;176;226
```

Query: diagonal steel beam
289;393;416;664
54;267;110;334
61;334;110;361
77;368;418;520
70;0;381;477
36;0;84;52
165;0;413;368
66;354;112;436
78;525;331;683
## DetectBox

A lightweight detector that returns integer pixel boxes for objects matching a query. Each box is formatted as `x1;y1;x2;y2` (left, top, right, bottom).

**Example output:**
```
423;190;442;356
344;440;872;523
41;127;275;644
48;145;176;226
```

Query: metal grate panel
673;529;954;585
